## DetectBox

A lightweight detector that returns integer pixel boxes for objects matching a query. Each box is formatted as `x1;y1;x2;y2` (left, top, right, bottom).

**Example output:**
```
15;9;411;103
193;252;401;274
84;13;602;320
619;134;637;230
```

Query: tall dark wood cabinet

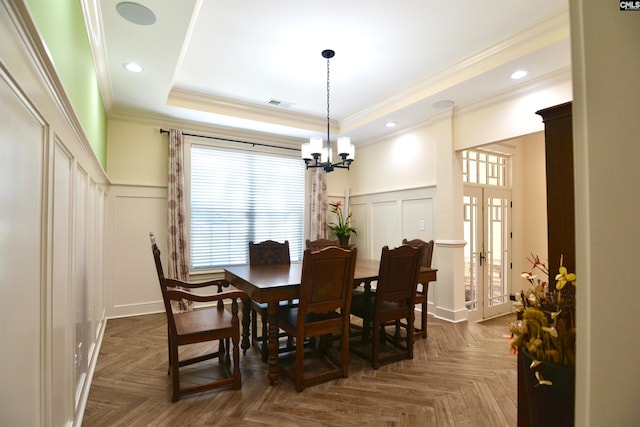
516;102;576;426
537;102;576;277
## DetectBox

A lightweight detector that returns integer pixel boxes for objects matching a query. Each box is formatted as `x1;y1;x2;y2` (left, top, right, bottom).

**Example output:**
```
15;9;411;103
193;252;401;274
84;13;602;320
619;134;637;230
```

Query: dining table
224;258;437;384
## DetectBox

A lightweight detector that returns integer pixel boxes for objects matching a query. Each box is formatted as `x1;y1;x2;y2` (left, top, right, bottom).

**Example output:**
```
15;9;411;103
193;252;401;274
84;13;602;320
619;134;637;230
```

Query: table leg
362;280;373;341
422;283;430;339
240;297;251;354
267;301;280;385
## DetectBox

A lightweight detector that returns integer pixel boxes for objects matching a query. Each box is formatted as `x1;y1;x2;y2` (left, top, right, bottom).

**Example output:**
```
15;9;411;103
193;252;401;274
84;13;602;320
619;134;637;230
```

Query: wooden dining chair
402;238;435;339
248;240;295;362
150;232;245;401
349;244;424;369
278;246;357;391
305;238;340;252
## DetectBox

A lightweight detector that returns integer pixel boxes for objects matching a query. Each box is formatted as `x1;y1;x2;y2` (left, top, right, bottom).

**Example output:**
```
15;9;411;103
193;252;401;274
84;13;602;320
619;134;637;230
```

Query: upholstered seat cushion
350;292;407;318
278;307;342;327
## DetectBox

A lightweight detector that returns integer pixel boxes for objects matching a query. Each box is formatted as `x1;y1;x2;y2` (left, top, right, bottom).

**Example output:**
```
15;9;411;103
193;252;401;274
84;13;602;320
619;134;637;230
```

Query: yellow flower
555;266;576;290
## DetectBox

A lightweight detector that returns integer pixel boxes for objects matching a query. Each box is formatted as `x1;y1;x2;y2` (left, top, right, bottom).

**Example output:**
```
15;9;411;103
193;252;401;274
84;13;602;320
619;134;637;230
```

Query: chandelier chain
326;55;331;143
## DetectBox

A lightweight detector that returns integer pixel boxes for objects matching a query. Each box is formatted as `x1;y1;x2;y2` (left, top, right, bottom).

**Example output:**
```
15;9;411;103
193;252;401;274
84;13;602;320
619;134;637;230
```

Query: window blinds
190;144;305;270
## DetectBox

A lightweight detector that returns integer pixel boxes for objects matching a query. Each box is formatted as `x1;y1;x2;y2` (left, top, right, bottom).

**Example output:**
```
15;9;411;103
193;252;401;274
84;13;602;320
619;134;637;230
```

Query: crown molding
81;0;114;113
109;109;305;149
167;86;333;134
341;10;570;131
455;67;572;116
353;66;570;149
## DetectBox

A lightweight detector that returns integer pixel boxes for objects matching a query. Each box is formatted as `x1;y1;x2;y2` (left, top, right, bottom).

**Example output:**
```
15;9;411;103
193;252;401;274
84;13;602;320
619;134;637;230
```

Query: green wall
26;0;108;168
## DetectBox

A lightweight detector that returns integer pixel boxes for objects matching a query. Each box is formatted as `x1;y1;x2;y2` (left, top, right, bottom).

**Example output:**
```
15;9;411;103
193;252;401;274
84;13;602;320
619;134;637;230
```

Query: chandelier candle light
301;49;355;172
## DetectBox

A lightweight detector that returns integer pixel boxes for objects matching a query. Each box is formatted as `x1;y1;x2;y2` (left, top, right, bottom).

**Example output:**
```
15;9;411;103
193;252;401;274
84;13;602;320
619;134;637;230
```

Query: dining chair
349;244;424;369
278;246;357;391
248;239;295;362
150;232;245;402
305;238;340;252
402;238;435;339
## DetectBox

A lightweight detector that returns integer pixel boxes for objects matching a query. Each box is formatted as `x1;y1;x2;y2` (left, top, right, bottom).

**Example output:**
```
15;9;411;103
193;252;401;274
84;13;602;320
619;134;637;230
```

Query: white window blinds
190;144;305;270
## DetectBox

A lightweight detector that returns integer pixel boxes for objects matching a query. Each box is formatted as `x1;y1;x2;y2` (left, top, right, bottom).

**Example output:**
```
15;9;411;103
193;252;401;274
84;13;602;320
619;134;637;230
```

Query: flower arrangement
328;201;357;239
509;254;576;367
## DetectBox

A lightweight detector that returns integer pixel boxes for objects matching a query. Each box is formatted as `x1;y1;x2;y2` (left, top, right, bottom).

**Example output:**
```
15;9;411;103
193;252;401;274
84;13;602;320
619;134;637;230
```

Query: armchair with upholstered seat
150;232;245;402
349;244;423;369
278;246;357;391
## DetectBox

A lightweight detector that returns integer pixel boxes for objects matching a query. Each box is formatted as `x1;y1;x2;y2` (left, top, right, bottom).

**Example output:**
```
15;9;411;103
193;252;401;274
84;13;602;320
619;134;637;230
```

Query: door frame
464;184;512;321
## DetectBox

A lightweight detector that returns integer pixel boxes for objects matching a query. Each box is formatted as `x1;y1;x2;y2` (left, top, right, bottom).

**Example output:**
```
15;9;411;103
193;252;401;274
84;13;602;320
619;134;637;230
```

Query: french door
464;186;512;321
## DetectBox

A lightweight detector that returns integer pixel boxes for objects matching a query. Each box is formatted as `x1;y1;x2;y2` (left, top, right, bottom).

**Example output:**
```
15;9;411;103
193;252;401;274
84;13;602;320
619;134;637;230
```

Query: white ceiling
91;0;571;145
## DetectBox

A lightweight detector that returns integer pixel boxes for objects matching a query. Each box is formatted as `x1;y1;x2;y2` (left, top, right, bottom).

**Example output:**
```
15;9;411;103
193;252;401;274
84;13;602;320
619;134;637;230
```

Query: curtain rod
159;129;300;152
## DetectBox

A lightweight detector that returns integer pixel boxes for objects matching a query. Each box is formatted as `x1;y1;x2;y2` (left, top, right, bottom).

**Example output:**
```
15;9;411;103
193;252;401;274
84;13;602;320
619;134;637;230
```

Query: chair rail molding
434;239;467;248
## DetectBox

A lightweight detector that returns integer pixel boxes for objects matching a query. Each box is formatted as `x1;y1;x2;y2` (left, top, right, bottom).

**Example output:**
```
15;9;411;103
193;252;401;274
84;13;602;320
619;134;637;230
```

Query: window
462;150;509;187
190;143;305;270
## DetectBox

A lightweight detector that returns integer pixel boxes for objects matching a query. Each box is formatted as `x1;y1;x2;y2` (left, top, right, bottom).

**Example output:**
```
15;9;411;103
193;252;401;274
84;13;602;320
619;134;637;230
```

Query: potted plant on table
509;254;576;427
328;201;357;247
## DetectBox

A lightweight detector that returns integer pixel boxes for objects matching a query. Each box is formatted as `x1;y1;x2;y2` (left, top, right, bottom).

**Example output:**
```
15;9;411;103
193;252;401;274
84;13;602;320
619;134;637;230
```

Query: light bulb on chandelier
301;49;355;172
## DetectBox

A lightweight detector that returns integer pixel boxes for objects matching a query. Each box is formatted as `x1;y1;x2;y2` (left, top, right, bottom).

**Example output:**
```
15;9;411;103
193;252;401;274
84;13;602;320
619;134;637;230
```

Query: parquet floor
83;311;517;426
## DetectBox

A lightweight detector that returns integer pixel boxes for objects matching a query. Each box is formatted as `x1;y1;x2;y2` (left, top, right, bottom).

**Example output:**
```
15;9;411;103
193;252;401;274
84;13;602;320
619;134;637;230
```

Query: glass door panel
464;186;511;320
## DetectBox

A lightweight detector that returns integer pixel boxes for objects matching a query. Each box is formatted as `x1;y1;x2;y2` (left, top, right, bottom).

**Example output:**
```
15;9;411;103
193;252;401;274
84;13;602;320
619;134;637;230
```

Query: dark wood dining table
224;258;437;384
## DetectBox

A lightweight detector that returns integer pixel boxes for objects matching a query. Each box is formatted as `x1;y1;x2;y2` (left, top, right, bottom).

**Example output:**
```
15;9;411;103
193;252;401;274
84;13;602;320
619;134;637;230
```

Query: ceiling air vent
267;99;294;108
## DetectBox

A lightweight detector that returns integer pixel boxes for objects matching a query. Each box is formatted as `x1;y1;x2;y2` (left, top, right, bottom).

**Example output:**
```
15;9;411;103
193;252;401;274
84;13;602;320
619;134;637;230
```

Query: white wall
571;1;640;425
0;5;108;426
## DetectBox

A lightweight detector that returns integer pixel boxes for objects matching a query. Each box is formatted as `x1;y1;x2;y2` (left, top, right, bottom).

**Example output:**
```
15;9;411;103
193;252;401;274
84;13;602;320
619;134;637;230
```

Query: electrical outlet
419;219;425;230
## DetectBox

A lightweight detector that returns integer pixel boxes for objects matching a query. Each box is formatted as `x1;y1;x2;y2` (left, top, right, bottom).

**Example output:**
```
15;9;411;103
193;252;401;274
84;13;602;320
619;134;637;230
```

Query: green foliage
328;201;357;237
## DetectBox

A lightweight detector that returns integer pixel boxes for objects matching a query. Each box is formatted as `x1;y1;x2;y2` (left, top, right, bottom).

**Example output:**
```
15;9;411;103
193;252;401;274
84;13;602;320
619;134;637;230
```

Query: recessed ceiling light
433;100;455;109
116;2;156;25
123;62;143;73
385;121;397;128
510;70;528;80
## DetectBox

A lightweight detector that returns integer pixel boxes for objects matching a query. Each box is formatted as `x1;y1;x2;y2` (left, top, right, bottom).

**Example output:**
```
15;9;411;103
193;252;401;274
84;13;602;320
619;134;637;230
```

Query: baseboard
74;315;107;427
429;304;469;323
108;301;165;319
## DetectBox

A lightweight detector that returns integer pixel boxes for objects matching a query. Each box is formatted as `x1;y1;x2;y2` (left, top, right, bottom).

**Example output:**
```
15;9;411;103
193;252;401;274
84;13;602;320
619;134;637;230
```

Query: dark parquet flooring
83;311;517;426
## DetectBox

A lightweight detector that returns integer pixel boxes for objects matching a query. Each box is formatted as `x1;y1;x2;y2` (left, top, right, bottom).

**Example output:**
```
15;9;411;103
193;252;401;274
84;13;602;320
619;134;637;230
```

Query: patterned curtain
309;168;328;240
167;129;191;311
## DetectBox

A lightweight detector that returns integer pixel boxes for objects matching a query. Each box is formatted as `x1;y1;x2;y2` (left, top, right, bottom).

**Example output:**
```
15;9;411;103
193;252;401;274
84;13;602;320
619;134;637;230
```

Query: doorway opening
462;150;512;321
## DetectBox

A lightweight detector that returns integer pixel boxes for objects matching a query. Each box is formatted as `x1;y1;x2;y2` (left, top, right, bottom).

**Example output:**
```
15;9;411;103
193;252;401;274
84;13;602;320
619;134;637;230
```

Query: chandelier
301;49;355;172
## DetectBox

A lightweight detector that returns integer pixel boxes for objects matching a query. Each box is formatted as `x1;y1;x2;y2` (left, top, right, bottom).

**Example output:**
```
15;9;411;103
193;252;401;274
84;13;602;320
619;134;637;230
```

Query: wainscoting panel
371;200;398;256
51;139;74;427
350;186;437;260
349;201;368;257
107;185;168;318
0;5;109;426
74;166;89;407
401;197;434;243
0;61;46;427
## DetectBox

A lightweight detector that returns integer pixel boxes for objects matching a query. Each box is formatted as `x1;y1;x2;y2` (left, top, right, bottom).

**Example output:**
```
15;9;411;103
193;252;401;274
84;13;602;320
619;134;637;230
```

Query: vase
521;350;575;427
338;235;350;247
